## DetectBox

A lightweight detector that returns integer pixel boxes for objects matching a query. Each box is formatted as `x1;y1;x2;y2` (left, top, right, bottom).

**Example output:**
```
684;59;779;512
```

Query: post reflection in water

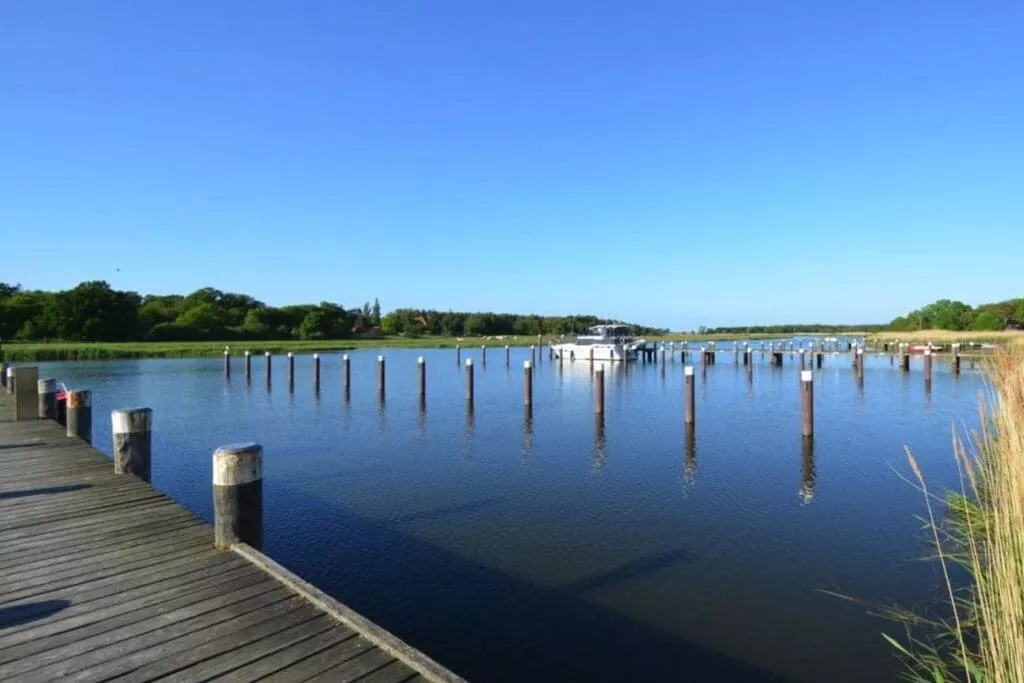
521;406;533;461
594;413;606;470
800;437;815;504
417;397;426;436
465;401;475;437
683;423;696;486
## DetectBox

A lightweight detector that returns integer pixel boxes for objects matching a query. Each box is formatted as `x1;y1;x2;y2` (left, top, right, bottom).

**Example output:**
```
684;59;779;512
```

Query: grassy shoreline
0;332;876;362
869;329;1024;345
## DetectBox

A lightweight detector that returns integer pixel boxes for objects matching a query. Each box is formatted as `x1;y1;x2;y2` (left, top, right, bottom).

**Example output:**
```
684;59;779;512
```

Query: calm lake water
38;345;984;682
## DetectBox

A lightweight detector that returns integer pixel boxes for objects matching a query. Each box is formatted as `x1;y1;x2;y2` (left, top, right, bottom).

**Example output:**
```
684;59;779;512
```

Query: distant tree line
887;298;1024;332
701;324;884;335
0;281;662;342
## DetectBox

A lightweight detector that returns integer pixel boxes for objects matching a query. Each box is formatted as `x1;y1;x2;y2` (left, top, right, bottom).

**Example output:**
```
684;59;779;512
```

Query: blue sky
2;1;1022;330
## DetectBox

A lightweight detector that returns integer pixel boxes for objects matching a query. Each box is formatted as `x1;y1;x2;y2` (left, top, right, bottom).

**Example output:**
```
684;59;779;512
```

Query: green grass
0;331;872;362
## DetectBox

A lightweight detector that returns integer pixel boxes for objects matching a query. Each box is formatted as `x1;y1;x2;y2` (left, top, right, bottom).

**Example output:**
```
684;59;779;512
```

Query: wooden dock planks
0;393;459;683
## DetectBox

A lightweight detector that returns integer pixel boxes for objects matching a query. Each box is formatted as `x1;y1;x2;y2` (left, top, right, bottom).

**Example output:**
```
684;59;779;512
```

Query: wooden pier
0;393;463;683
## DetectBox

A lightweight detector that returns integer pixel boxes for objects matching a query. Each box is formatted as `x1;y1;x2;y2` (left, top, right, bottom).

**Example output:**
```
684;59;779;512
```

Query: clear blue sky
2;2;1022;329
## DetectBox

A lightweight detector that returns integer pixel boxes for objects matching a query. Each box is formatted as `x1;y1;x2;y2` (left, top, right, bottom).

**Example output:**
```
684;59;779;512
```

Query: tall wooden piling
595;365;605;415
66;389;92;443
855;348;864;379
801;370;814;438
799;350;806;370
456;345;461;365
287;352;295;391
481;345;487;366
953;344;961;375
523;360;533;408
13;366;38;422
264;352;272;387
377;355;386;399
312;353;321;392
505;345;510;367
465;358;474;406
924;347;933;383
213;443;262;551
112;407;153;483
901;345;910;372
816;352;823;369
224;350;231;378
684;366;695;425
342;354;351;398
38;378;57;420
531;345;536;366
417;356;426;400
244;351;252;382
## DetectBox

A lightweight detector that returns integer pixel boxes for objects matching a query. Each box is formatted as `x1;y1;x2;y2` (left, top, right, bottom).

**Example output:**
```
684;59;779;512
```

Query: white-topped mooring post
342;354;351;398
456;345;461;365
924;347;933;384
112;407;153;482
953;343;961;375
684;366;695;425
856;347;864;380
287;352;295;391
264;352;272;388
465;358;474;406
38;377;57;420
523;360;533;408
481;345;487;366
13;366;38;422
595;365;605;415
417;356;426;404
312;353;320;392
505;345;510;367
213;443;263;550
244;351;251;382
377;355;386;398
67;389;92;443
223;350;231;378
801;370;814;438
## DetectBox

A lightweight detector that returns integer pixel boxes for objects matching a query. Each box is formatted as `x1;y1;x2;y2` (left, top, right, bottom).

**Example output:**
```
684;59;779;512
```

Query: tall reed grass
889;347;1024;681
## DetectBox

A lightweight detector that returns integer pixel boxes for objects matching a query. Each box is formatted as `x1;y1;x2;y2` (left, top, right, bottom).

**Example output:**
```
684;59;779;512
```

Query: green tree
972;311;1004;331
40;281;141;341
176;303;230;335
298;311;329;339
372;298;381;325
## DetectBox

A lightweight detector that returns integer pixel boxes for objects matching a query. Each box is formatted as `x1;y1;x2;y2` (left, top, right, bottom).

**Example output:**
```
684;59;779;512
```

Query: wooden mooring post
223;350;231;378
13;365;38;422
112;407;153;483
801;370;814;438
816;351;823;369
456;345;461;365
901;345;910;372
343;354;351;398
505;345;510;366
855;348;864;380
595;365;605;415
377;355;386;399
287;352;295;391
213;443;263;551
953;344;961;375
244;351;252;383
264;352;272;388
417;356;426;401
312;353;321;393
38;377;57;420
799;350;806;370
523;360;533;410
481;345;487;366
67;389;92;443
684;366;695;426
465;358;474;407
924;347;933;384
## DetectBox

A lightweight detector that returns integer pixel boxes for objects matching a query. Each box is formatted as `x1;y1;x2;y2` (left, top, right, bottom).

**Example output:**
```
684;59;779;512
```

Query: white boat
550;324;644;362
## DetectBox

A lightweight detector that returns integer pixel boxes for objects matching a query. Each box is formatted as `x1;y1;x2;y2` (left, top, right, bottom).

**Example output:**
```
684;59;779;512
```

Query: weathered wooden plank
0;564;262;654
204;627;358;682
148;615;337;683
0;538;228;605
257;631;378;683
6;585;294;681
357;659;422;683
0;573;280;672
0;491;173;529
306;647;399;683
0;498;185;538
66;598;314;682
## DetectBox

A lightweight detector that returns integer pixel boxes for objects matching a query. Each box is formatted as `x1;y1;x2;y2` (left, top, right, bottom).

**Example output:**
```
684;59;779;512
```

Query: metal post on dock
287;352;295;391
38;378;57;420
13;366;38;422
377;355;386;399
523;360;533;409
213;443;262;551
342;354;351;398
112;407;152;483
67;389;92;443
684;366;695;426
595;365;605;416
465;358;474;407
264;352;272;388
312;353;321;392
801;370;814;438
223;350;231;378
244;351;251;382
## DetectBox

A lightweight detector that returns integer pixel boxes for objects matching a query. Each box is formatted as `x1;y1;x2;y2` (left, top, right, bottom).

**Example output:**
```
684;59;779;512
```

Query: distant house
1005;318;1024;331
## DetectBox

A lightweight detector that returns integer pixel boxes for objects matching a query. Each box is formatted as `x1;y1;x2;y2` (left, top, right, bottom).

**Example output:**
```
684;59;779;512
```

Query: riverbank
869;329;1024;346
0;332;871;362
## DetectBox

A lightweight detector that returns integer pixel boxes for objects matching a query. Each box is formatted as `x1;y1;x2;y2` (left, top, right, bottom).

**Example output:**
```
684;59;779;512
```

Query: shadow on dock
0;484;93;501
0;600;70;629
